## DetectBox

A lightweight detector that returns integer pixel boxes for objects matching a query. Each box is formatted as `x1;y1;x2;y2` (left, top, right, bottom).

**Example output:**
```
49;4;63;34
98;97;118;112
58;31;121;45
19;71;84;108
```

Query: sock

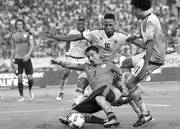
129;87;147;115
84;114;104;124
18;82;23;96
107;112;116;121
28;79;33;91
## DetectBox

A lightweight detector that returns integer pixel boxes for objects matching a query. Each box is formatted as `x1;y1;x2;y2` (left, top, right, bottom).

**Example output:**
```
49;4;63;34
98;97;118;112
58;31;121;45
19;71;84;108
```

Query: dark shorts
72;85;115;114
15;59;33;75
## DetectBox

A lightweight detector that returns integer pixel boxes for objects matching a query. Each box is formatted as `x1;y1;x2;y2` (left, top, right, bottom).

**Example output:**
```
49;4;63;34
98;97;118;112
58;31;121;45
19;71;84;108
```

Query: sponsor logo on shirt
101;64;106;68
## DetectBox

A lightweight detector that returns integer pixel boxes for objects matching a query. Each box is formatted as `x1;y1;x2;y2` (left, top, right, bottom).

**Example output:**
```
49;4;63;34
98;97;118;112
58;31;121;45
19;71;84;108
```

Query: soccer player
10;19;34;102
52;46;130;128
55;18;90;104
42;13;128;61
42;14;129;104
114;0;166;127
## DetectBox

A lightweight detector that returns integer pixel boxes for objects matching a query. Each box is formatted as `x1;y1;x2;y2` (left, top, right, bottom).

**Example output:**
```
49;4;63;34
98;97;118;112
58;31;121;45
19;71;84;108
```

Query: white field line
0;103;170;114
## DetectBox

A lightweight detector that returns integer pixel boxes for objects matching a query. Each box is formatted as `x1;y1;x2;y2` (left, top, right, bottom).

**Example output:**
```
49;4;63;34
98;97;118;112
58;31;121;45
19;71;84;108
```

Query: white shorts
131;58;161;81
131;53;145;67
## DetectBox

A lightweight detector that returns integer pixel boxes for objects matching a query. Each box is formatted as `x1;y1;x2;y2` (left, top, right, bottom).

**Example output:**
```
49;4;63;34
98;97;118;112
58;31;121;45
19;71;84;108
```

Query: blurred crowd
0;0;180;61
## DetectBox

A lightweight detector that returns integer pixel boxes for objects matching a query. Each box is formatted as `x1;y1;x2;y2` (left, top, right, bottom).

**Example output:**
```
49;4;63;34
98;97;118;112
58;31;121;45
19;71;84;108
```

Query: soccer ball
68;113;85;129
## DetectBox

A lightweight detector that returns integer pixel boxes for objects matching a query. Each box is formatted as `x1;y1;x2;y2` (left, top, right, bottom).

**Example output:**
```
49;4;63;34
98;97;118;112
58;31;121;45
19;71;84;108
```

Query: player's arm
51;59;85;71
25;35;34;59
10;35;15;67
127;36;146;49
144;39;154;66
143;20;155;67
41;32;85;42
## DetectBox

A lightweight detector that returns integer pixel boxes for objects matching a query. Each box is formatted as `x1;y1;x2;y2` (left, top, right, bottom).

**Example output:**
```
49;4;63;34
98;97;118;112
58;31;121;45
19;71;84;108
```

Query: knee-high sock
28;79;33;91
18;82;23;96
84;113;105;124
129;87;147;114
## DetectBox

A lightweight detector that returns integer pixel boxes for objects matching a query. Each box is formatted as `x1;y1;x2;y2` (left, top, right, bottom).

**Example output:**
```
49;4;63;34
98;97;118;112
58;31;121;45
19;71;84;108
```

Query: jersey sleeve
144;19;155;42
82;30;95;42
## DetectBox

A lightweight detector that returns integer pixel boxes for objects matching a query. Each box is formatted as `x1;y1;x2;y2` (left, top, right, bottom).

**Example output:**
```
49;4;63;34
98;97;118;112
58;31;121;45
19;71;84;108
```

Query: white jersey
66;30;90;57
83;30;128;56
141;13;165;64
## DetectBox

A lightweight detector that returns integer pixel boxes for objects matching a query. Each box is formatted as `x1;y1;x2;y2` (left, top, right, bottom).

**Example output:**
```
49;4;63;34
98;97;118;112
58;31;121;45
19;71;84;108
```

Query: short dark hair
85;45;99;55
78;16;85;21
104;13;115;20
15;19;25;29
131;0;152;11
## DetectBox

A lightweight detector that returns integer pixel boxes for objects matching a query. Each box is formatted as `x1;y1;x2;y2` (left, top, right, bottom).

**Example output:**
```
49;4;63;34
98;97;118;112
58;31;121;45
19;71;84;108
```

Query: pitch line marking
0;103;170;114
0;108;70;114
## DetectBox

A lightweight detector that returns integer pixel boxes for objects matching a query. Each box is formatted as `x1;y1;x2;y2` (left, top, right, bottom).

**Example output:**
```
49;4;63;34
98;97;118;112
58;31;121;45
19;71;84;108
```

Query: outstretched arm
127;35;146;49
51;59;85;71
41;32;84;42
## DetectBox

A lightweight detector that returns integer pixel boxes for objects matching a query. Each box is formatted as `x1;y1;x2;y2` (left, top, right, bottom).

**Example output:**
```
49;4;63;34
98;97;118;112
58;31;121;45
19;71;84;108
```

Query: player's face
86;50;100;64
131;5;143;19
16;21;24;31
76;20;85;32
103;19;115;35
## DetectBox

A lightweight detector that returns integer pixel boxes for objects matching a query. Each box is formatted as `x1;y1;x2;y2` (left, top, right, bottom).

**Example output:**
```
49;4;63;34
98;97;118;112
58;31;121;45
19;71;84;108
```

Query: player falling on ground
10;19;35;102
42;13;129;104
114;0;166;127
42;13;143;118
52;45;131;128
54;17;90;104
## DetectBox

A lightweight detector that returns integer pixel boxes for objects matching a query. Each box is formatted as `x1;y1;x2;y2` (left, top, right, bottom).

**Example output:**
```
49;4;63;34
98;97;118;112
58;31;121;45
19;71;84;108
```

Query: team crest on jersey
114;40;118;44
101;64;106;68
23;33;28;38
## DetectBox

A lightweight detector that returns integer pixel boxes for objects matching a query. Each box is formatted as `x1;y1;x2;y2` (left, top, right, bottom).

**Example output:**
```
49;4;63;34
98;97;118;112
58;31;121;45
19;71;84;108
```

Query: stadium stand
0;0;180;71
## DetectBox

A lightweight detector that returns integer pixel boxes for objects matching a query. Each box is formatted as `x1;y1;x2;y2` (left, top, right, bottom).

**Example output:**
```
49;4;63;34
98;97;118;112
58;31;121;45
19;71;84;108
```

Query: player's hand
23;55;30;62
51;59;59;65
126;35;137;42
40;32;54;39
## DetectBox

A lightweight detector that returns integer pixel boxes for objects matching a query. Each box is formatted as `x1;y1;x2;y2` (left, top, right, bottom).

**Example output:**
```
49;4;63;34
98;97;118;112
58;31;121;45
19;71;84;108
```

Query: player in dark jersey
10;19;34;102
51;46;130;128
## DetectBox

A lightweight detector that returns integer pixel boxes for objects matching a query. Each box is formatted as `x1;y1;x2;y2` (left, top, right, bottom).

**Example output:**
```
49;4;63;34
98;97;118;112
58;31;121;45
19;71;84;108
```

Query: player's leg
15;59;25;101
17;74;24;101
24;59;34;100
73;75;89;106
126;59;153;127
59;87;107;125
96;86;120;128
73;57;90;106
56;68;70;101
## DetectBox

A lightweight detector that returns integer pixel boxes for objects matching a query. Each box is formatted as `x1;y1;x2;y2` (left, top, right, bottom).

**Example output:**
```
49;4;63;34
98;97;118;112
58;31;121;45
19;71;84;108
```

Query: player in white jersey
42;14;128;59
53;18;90;105
114;0;166;127
43;13;148;122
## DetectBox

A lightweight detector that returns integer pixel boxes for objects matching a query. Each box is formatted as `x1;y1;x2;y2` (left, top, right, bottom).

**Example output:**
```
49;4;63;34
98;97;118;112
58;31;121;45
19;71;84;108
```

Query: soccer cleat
103;119;120;128
133;111;153;127
59;117;69;125
56;92;64;101
29;92;34;100
18;97;25;102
